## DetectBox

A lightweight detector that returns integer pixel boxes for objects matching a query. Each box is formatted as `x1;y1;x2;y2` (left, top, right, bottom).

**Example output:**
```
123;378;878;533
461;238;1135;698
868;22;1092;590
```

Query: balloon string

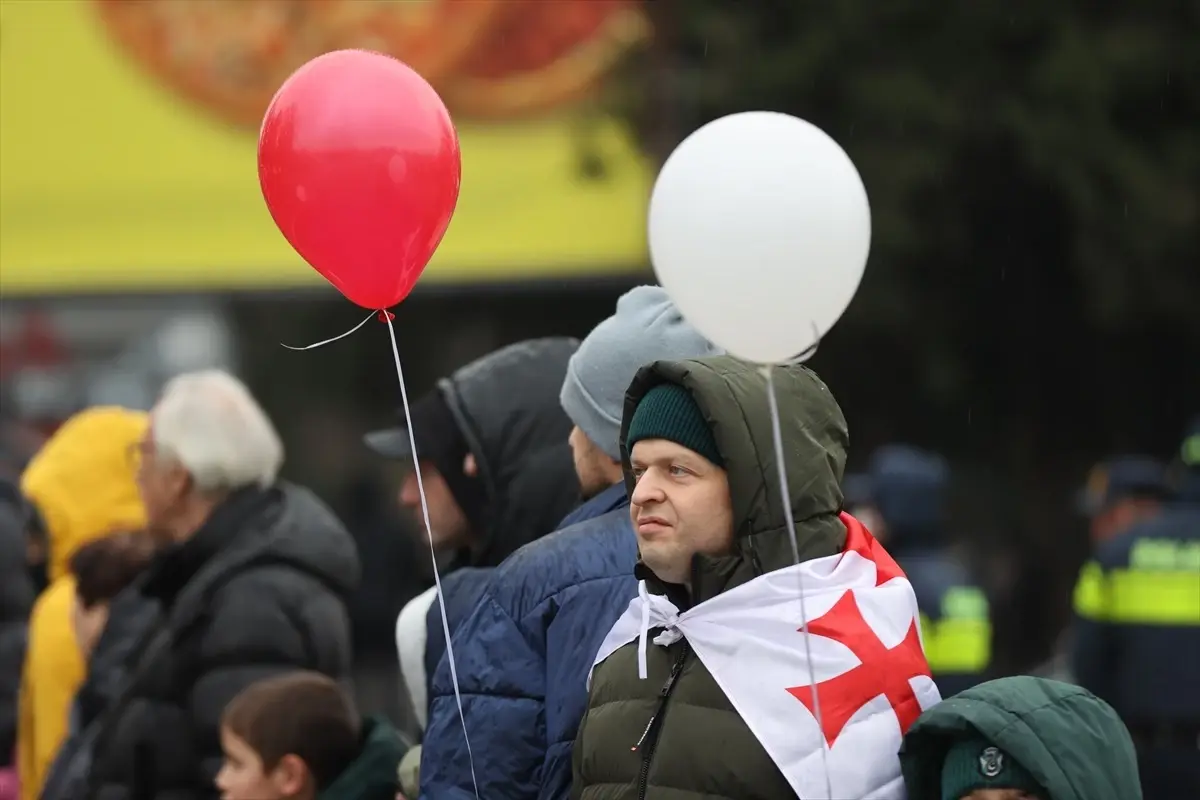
384;314;481;800
763;364;832;800
279;311;376;350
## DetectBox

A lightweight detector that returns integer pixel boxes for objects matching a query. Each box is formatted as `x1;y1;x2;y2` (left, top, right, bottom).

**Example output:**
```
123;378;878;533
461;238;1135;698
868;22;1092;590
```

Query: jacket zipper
632;641;691;800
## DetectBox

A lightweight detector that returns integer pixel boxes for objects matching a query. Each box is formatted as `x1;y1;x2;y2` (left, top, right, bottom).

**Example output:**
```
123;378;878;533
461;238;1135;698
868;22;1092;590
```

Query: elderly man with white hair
85;370;360;800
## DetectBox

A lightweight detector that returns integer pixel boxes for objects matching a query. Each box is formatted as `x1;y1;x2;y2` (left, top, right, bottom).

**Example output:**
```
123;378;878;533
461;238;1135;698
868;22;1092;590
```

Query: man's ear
164;460;193;506
271;753;311;797
463;452;478;477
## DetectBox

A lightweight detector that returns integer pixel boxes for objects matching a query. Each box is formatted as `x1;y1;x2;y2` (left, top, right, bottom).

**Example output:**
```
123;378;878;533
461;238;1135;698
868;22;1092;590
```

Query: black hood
439;337;582;566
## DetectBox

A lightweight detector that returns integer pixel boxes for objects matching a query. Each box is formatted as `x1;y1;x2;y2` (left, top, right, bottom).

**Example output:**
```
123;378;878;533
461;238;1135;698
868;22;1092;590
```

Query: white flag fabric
590;514;942;799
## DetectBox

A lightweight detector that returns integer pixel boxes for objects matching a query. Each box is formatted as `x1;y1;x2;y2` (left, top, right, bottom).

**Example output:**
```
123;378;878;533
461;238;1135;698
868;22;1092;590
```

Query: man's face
215;727;303;800
569;426;621;500
398;460;470;551
849;504;888;543
629;438;734;586
1089;497;1159;544
134;420;190;543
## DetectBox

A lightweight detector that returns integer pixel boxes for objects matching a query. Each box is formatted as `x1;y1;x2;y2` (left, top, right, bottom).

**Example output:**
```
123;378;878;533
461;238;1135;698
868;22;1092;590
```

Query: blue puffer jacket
424;567;494;702
419;491;626;707
419;483;635;800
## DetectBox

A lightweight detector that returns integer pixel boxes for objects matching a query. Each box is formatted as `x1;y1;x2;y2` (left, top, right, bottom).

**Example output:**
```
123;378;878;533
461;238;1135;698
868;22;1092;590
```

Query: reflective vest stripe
1074;561;1200;625
919;613;991;673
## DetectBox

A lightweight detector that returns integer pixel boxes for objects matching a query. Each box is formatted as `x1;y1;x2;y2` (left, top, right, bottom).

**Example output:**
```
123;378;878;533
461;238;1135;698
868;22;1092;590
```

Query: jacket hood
318;716;405;800
899;676;1142;800
440;337;582;565
620;356;849;602
20;407;148;581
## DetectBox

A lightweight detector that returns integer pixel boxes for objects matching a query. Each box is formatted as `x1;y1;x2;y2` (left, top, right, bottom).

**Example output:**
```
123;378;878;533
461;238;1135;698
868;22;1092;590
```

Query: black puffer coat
41;587;160;800
86;484;360;800
0;480;34;765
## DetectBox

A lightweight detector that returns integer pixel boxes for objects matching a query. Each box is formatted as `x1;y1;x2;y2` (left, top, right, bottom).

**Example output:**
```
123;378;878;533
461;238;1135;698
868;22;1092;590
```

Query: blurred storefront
0;0;653;296
0;0;654;437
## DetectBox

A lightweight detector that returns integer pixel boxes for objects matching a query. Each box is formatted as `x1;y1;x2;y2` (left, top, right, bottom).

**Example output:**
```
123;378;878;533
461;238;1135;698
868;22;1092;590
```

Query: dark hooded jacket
85;484;360;800
417;339;583;706
572;356;849;800
899;676;1142;800
435;337;582;569
0;481;35;765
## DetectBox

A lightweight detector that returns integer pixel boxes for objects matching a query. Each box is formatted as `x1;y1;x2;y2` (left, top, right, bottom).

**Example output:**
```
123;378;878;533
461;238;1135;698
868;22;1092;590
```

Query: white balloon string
384;315;481;800
764;364;832;800
279;310;376;350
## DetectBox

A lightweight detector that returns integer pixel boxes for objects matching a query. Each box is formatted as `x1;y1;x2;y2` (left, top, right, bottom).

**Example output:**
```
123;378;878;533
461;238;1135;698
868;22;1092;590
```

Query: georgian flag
590;513;942;799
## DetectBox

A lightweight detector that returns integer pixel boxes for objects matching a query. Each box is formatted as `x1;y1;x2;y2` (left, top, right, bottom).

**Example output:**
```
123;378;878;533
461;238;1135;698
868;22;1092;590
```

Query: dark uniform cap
1075;456;1169;516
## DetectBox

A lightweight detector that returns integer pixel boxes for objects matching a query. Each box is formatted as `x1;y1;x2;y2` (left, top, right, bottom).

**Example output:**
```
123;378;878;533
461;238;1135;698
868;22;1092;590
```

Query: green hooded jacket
899;676;1142;800
572;356;850;800
318;716;404;800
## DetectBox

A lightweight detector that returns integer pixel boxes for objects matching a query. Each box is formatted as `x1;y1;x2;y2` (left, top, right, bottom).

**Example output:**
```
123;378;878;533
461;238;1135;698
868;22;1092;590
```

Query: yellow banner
0;0;652;296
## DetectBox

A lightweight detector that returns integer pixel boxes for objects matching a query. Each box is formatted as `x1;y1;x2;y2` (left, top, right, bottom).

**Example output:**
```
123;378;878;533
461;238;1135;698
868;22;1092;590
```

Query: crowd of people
0;285;1195;799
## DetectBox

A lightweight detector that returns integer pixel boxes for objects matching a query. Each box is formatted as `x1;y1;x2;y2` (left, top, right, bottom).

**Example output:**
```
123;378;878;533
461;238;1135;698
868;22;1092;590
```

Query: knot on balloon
377;310;396;323
787;324;822;364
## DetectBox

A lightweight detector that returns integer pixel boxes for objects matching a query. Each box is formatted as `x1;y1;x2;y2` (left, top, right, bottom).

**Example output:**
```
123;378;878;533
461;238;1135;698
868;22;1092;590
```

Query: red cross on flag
591;514;942;799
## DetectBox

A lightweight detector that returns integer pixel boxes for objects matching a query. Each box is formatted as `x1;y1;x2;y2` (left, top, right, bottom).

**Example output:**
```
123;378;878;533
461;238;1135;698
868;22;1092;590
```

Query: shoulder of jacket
497;511;633;584
211;557;336;611
479;537;634;634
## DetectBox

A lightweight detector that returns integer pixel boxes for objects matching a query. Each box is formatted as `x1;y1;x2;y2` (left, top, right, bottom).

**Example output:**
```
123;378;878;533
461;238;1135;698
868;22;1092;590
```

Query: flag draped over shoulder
591;514;943;799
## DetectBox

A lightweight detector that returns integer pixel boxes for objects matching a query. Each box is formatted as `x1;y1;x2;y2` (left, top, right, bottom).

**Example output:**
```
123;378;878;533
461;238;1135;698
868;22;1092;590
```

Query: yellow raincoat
16;408;148;800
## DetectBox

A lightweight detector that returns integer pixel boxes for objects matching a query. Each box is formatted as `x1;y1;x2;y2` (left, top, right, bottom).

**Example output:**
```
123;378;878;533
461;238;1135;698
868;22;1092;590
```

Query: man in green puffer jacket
899;676;1142;800
572;356;855;800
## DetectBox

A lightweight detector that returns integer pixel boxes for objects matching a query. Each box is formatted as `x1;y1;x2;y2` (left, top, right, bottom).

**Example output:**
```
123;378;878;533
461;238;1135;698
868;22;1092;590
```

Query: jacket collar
142;486;278;604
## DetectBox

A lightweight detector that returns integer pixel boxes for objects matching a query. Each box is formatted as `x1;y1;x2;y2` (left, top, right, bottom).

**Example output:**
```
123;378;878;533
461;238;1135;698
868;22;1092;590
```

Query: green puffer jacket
899;676;1142;800
571;356;849;800
319;717;405;800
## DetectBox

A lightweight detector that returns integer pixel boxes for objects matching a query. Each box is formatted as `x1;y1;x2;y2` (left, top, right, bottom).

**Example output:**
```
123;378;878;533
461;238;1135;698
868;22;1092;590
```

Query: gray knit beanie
560;286;719;461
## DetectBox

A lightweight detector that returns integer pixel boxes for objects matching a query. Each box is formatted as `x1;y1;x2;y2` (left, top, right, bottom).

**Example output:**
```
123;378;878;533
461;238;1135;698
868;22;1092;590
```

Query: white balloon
649;112;871;364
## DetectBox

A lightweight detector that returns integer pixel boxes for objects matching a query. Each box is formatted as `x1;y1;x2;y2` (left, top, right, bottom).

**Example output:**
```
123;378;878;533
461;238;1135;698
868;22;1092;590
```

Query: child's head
941;735;1047;800
217;671;361;800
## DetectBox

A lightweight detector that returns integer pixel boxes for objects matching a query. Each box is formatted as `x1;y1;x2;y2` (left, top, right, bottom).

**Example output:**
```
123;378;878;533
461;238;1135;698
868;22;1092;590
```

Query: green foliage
611;1;1199;333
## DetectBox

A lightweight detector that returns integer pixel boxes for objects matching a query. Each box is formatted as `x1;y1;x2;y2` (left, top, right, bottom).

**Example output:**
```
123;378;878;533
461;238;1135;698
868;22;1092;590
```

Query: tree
610;0;1198;440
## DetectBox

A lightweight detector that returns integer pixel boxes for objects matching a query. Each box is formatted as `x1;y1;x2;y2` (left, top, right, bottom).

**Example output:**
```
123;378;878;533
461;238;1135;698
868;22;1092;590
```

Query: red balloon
258;50;461;309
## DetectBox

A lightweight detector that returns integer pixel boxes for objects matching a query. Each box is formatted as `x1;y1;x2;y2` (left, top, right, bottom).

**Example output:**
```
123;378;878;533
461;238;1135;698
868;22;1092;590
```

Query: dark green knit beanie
941;735;1045;800
626;383;723;467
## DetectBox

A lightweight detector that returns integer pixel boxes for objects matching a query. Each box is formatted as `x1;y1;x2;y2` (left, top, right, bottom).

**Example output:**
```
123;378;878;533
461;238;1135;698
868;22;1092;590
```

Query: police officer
859;445;991;696
1071;424;1200;800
